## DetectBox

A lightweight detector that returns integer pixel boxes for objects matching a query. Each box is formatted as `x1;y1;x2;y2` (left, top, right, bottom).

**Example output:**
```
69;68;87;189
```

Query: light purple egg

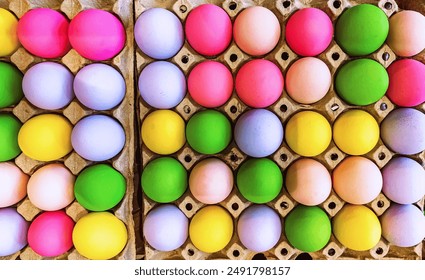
22;62;74;110
143;204;188;251
237;205;281;252
381;204;425;247
382;157;425;204
74;63;125;110
0;208;28;257
139;61;186;109
71;115;125;161
234;109;283;157
135;8;184;60
381;108;425;155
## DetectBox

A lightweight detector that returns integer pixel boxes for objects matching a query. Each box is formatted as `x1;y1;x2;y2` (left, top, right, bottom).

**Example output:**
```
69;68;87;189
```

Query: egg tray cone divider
137;0;425;260
0;0;136;260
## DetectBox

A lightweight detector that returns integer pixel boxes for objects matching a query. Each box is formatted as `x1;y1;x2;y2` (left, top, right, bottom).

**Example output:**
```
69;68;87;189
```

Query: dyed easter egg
0;62;23;108
17;8;71;58
0;8;19;56
285;205;331;252
23;62;74;110
142;157;187;203
72;212;127;260
381;108;425;155
333;205;381;251
74;63;125;110
27;211;74;257
0;208;28;257
185;4;232;56
333;110;379;155
335;4;388;56
71;115;125;161
386;59;425;107
286;158;331;206
74;164;126;211
141;110;185;155
189;158;233;204
237;158;282;204
285;8;333;56
233;6;280;56
380;204;425;247
27;163;75;211
285;57;331;104
234;109;283;158
332;156;382;204
235;59;283;108
139;61;186;109
0;114;21;162
188;61;233;108
189;205;233;253
387;10;425;57
335;59;389;106
285;111;331;157
382;157;425;204
237;205;281;252
186;110;232;154
143;204;188;251
134;8;183;59
69;9;125;61
0;163;28;208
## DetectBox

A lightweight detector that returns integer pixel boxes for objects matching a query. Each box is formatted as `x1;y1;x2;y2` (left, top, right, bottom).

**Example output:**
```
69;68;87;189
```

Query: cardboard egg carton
137;0;425;260
0;0;136;260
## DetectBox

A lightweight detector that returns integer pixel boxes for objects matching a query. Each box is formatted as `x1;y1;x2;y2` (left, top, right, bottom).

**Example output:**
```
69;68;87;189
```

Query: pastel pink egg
0;162;29;208
188;61;233;108
189;158;233;204
28;211;74;257
235;59;283;108
27;163;75;211
286;57;331;104
285;8;333;56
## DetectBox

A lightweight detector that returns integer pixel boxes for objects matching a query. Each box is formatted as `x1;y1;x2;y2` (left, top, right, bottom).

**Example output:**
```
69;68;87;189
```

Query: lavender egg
139;61;186;109
381;108;425;155
381;204;425;247
382;157;425;204
74;63;125;110
71;115;125;161
22;62;74;110
234;109;283;157
0;208;28;257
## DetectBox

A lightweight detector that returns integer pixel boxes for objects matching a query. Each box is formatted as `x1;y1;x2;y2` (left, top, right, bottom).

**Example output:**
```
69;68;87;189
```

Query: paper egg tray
136;0;425;260
0;0;136;260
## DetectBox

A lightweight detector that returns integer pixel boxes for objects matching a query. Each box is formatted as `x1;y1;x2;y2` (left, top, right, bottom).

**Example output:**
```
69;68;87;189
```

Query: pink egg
189;158;233;204
27;163;75;211
286;158;331;206
185;4;232;56
235;59;283;108
285;57;331;104
332;156;382;204
68;9;126;61
285;8;333;56
188;61;233;108
0;162;28;208
233;6;280;56
28;211;74;257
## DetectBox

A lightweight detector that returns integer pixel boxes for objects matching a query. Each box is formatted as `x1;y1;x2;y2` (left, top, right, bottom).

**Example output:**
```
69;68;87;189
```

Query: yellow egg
72;212;127;260
189;205;233;253
285;111;332;156
18;114;72;161
0;8;19;57
333;204;381;251
333;110;379;155
141;110;185;155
